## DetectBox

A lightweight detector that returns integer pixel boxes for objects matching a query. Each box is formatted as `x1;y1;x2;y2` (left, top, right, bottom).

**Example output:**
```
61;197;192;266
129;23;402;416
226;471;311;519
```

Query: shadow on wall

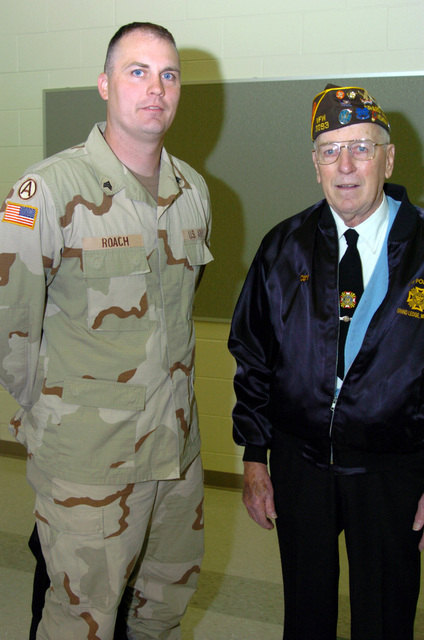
389;111;424;209
167;51;244;634
166;49;246;321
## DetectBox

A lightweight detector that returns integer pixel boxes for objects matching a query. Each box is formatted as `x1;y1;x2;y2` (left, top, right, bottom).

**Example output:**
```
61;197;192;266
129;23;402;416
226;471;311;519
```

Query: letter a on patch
3;202;38;229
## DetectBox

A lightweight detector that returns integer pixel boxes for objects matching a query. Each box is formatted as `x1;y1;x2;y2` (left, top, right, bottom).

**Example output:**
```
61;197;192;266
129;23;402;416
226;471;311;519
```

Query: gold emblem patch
340;290;357;309
407;286;424;313
397;280;424;320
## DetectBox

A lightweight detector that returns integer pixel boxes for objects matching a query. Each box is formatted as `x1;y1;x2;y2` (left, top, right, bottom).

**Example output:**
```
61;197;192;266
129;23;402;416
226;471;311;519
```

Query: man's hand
413;492;424;550
242;461;277;530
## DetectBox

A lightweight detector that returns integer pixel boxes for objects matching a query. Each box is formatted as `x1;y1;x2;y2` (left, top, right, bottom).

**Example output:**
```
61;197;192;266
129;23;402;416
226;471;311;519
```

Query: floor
1;455;424;640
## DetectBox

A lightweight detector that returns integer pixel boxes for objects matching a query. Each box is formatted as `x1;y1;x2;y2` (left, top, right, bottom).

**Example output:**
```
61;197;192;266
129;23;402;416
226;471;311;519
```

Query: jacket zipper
331;246;342;466
329;393;338;464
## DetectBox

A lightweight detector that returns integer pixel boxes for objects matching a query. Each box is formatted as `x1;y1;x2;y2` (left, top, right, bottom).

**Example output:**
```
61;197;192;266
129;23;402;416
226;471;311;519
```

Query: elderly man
0;22;211;640
229;84;424;640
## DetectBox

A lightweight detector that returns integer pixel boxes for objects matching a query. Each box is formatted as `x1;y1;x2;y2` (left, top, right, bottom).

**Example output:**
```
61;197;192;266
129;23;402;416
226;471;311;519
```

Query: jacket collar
384;183;420;243
317;183;419;243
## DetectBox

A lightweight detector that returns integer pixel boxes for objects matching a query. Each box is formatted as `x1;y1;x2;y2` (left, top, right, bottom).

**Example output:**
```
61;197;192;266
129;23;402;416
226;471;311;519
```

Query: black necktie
337;229;363;379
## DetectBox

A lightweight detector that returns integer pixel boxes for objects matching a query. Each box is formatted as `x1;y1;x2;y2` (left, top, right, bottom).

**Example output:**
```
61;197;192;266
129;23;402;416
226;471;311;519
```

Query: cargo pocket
34;492;110;608
59;376;146;470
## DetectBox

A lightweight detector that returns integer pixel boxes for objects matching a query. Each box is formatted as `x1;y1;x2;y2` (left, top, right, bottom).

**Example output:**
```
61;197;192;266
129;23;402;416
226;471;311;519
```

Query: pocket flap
83;246;151;278
183;240;214;267
62;377;146;411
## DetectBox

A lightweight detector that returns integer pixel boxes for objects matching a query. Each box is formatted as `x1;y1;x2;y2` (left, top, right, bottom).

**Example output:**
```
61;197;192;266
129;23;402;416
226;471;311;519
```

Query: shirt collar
331;194;389;254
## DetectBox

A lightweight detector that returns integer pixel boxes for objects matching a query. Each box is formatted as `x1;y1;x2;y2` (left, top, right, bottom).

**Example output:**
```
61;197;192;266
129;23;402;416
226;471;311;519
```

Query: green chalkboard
44;76;424;319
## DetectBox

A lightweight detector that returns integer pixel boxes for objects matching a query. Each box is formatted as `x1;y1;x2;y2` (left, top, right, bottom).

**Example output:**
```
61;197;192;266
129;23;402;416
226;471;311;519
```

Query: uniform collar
86;123;182;210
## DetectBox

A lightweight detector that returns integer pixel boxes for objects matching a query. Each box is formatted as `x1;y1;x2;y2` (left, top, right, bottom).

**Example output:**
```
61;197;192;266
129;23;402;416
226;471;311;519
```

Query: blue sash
344;196;401;375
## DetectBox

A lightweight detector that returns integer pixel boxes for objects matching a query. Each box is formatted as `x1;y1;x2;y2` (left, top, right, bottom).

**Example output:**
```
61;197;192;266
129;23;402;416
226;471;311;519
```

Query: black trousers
270;444;423;640
28;526;51;640
28;525;128;640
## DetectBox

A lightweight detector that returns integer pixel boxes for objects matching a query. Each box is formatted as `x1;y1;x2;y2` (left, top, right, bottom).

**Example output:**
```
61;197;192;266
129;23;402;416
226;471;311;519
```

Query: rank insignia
340;290;357;309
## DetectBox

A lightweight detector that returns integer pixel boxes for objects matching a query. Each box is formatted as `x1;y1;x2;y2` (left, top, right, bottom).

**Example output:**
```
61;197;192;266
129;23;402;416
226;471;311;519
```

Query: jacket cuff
242;445;268;465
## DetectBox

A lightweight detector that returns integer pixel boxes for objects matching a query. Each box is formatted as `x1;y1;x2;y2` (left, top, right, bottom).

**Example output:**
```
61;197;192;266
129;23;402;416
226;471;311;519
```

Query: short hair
104;22;178;75
374;127;391;144
313;124;391;151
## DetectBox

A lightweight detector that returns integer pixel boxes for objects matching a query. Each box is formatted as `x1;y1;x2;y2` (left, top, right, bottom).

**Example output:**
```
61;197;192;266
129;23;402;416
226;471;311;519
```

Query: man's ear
312;150;322;184
98;73;108;101
385;144;396;180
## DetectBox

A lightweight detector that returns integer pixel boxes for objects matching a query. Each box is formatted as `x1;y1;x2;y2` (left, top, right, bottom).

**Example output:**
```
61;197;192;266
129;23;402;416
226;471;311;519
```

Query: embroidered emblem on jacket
407;286;424;313
397;280;424;320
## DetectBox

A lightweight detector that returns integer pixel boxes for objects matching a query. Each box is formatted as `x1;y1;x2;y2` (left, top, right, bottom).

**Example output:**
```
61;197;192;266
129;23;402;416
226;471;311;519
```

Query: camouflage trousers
34;455;204;640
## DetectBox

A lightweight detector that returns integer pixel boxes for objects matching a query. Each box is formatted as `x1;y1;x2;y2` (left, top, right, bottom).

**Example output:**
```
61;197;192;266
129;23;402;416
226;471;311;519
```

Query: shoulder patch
18;178;37;200
3;202;37;229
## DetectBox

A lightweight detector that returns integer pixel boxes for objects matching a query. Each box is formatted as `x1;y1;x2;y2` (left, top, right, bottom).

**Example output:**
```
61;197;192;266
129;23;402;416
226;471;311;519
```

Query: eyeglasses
314;139;388;165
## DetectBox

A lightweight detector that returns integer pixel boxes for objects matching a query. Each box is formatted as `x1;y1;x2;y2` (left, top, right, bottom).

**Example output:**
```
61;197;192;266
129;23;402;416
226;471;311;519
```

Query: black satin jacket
229;184;424;472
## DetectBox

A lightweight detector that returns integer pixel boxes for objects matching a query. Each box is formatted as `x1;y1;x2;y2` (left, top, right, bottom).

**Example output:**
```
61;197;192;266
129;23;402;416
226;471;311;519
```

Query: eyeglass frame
313;138;389;165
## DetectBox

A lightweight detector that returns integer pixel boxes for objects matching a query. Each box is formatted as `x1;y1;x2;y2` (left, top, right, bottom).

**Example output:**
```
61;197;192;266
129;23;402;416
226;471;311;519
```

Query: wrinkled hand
242;461;277;530
413;492;424;551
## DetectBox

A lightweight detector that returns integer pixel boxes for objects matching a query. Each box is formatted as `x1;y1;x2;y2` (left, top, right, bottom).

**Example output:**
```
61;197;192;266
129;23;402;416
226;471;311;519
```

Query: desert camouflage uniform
34;454;204;640
0;123;212;638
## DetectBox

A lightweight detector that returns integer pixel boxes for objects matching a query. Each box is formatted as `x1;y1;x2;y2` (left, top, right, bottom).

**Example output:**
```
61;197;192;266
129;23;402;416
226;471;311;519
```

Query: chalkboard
44;75;424;319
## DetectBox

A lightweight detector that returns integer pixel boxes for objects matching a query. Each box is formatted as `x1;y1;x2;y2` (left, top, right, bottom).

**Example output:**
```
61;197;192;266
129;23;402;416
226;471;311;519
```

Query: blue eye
132;69;143;77
163;72;173;80
350;141;373;159
322;146;337;157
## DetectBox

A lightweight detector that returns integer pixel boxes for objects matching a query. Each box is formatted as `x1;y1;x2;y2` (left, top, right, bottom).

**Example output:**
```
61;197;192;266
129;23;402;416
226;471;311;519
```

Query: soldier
0;22;212;640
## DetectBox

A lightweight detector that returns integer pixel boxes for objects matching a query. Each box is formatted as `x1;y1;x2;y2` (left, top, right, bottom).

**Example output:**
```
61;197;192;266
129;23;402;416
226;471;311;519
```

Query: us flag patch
3;202;38;229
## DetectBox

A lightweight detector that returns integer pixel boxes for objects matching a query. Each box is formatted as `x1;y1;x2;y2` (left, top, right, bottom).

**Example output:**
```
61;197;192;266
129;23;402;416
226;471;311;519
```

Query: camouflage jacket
0;123;212;486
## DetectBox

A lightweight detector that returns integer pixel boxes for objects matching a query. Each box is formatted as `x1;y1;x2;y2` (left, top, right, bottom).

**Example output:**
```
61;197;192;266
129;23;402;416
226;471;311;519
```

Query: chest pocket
83;246;151;332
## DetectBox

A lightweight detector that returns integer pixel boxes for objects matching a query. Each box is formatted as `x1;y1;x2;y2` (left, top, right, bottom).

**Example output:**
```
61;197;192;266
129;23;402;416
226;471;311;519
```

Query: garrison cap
311;83;390;141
